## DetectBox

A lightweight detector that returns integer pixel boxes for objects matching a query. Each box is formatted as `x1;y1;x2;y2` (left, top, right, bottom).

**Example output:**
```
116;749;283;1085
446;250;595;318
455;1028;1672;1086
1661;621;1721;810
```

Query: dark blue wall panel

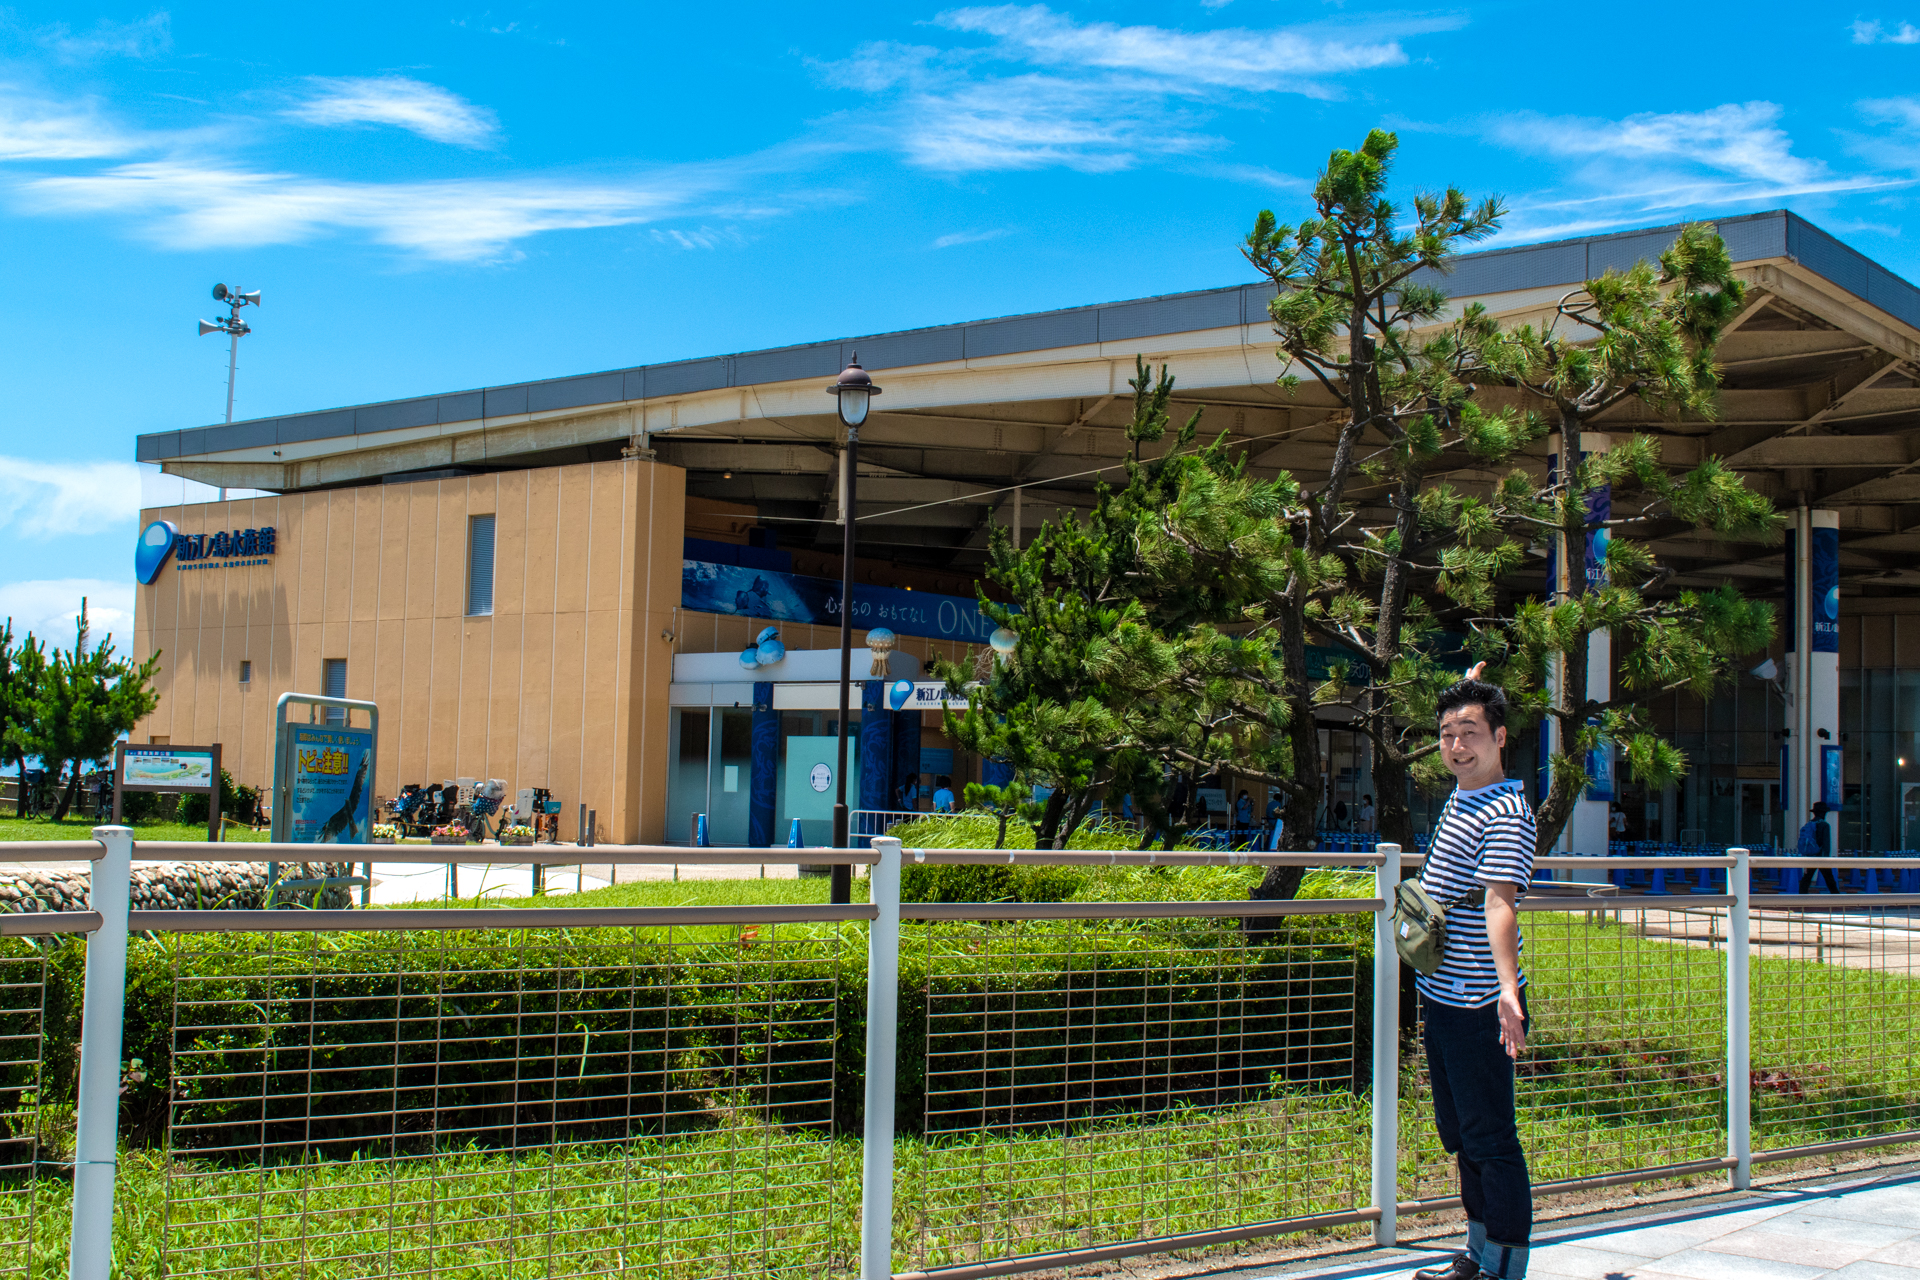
437;391;484;423
136;432;179;462
733;344;841;386
482;384;530;418
205;420;279;451
848;327;965;371
1789;218;1871;298
646;358;727;398
277;409;354;444
1098;290;1242;342
1717;213;1788;264
1868;264;1920;332
966;309;1099;358
356;397;439;434
528;371;624;413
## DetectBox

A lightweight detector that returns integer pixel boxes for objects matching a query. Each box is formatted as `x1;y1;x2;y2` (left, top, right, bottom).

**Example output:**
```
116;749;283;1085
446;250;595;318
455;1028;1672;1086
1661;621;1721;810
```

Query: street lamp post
827;355;880;905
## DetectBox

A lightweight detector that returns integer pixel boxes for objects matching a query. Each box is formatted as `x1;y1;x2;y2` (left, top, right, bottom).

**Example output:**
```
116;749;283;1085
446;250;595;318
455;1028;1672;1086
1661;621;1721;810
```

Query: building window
239;660;252;686
324;658;346;726
467;514;496;617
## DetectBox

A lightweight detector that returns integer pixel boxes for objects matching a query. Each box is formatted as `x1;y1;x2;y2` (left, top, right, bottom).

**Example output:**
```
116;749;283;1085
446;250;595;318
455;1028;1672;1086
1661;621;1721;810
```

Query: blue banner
1822;744;1844;808
682;559;1001;643
285;726;376;843
1812;525;1839;654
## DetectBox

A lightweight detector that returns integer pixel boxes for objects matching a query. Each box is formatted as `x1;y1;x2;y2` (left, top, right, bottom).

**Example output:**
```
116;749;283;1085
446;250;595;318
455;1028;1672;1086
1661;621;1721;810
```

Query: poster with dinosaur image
285;726;375;843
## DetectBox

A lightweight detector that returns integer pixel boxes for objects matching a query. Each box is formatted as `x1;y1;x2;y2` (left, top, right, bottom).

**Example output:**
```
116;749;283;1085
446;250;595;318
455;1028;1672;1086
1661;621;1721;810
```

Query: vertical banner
1583;728;1614;802
1821;744;1843;808
284;725;376;843
1811;524;1840;654
1584;483;1612;588
749;682;777;848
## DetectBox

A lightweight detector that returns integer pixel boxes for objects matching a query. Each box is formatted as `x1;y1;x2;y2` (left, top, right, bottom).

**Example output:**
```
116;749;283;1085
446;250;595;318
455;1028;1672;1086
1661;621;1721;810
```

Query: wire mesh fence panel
1750;901;1920;1155
896;910;1372;1273
155;921;854;1280
1400;902;1730;1202
0;941;49;1279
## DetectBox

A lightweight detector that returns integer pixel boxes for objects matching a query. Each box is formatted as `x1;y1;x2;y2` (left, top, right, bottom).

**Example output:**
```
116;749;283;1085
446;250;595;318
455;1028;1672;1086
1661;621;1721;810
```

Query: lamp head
1749;658;1779;682
826;353;881;429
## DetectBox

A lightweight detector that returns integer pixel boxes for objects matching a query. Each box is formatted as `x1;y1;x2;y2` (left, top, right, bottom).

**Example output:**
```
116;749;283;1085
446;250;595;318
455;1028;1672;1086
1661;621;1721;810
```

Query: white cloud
285;76;501;148
1852;17;1920;43
1861;96;1920;130
35;13;171;61
0;457;142;539
0;579;134;655
815;6;1445;174
932;226;1012;247
936;4;1416;94
0;90;138;160
13;159;768;261
900;74;1214;173
1492;102;1825;186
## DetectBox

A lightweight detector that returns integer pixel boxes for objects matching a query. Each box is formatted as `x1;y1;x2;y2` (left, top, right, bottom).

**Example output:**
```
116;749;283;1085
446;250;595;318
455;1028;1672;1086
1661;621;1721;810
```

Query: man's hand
1485;881;1526;1058
1496;987;1527;1059
1465;660;1487;681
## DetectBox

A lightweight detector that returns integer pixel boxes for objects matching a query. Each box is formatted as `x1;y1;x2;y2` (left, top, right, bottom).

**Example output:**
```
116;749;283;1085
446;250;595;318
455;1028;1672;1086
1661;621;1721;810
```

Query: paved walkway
1234;1170;1920;1280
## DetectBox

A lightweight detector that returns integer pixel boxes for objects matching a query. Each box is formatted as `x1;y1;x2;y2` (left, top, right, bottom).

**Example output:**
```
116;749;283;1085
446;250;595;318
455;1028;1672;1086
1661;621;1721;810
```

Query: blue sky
3;1;1918;653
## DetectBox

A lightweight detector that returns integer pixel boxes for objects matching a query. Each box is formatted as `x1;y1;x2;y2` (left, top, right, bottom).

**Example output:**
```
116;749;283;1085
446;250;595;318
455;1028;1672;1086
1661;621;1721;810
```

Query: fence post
72;825;133;1279
862;836;902;1280
1372;842;1402;1245
1727;845;1751;1190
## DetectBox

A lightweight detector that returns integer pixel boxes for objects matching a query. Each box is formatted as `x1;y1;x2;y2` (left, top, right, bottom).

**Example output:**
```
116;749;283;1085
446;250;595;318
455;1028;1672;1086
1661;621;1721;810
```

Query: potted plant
430;824;467;846
371;823;398;845
501;824;536;847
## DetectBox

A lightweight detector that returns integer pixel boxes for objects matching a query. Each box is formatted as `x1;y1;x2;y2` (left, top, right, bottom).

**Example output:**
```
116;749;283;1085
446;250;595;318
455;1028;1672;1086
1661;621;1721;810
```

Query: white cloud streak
35;13;171;61
936;4;1414;94
0;90;138;159
12;159;787;261
1852;18;1920;43
1492;102;1825;186
285;76;501;148
932;226;1012;247
0;458;142;540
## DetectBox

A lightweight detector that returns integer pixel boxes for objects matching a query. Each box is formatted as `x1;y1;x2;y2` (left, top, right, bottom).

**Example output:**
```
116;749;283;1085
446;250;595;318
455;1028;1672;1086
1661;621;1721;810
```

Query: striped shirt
1415;778;1535;1009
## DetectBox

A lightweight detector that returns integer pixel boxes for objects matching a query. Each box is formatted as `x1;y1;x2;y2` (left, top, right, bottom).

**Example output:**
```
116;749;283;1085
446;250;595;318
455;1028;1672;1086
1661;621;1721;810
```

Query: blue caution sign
284;726;375;843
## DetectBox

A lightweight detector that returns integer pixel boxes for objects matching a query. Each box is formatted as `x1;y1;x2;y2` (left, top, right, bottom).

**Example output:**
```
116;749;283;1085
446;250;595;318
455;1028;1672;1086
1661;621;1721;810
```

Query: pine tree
0;621;45;819
27;600;161;821
1479;228;1780;853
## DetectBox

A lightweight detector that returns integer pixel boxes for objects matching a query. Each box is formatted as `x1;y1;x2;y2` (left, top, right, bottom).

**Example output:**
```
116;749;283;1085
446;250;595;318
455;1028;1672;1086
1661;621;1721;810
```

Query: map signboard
113;742;222;841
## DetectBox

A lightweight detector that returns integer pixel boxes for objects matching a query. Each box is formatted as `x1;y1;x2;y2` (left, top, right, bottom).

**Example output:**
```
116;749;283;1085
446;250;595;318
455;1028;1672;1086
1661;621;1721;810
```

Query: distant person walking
1264;793;1284;852
1360;794;1376;833
1411;667;1536;1280
1797;802;1841;894
1235;789;1253;830
932;776;956;813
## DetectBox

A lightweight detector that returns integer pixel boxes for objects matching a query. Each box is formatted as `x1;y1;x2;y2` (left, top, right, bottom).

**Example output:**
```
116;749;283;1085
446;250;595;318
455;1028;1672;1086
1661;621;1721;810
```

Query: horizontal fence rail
8;832;1919;1279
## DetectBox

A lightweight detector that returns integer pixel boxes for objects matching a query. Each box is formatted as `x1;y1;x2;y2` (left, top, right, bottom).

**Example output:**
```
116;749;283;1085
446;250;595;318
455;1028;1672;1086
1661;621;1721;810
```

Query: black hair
1812;801;1829;818
1436;678;1507;732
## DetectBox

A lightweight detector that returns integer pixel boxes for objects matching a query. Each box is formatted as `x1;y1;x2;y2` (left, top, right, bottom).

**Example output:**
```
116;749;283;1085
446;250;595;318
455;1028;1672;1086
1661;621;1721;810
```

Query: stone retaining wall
0;862;357;912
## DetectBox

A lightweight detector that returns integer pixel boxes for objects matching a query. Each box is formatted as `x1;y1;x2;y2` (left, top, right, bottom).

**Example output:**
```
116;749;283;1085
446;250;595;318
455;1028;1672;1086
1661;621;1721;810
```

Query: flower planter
502;836;535;847
430;836;467;846
371;838;395;845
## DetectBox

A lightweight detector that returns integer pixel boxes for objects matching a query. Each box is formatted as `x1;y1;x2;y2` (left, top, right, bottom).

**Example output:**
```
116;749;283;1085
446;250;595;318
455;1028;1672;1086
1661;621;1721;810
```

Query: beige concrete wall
132;458;685;842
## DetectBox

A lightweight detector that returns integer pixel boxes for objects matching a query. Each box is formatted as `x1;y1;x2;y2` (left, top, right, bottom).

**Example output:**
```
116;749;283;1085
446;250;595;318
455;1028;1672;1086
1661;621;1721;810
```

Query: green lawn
0;816;268;844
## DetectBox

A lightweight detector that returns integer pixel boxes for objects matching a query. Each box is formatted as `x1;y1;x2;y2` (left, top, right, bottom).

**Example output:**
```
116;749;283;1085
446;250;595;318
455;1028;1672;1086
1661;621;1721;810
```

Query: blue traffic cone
695;813;711;847
789;818;804;848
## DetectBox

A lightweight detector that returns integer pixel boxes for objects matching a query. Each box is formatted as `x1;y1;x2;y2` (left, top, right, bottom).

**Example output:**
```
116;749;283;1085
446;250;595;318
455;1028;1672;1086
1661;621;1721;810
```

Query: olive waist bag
1391;878;1486;975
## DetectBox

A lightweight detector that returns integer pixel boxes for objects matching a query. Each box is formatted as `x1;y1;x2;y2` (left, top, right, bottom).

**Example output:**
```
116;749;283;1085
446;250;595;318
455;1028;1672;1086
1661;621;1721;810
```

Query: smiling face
1438;701;1507;790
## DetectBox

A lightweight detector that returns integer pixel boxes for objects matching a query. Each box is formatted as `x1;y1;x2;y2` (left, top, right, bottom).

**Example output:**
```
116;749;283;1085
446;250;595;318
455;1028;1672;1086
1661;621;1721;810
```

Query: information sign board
281;725;376;843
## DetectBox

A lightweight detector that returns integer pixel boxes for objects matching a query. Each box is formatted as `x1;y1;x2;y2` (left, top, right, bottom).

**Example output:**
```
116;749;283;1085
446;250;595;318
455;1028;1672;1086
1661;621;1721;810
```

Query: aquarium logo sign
136;520;277;583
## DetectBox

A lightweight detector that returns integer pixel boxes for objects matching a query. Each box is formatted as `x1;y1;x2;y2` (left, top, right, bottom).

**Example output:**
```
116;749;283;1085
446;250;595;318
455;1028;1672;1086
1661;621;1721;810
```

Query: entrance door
1735;780;1777;849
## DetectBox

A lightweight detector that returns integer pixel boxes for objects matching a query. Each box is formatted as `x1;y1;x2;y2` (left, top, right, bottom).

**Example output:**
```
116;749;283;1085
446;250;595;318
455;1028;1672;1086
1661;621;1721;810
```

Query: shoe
1411;1255;1479;1280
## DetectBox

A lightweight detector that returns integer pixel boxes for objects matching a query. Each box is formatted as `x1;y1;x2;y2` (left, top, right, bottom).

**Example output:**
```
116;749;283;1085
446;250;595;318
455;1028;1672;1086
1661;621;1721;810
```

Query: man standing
1412;672;1535;1280
1797;802;1841;894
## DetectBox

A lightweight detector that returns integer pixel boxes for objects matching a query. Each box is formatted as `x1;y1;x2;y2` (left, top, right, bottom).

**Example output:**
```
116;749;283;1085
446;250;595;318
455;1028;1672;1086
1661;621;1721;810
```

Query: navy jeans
1422;991;1532;1271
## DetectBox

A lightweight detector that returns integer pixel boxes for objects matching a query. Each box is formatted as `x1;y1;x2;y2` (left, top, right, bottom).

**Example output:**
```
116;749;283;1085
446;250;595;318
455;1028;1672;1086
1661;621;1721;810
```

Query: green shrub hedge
2;912;1372;1160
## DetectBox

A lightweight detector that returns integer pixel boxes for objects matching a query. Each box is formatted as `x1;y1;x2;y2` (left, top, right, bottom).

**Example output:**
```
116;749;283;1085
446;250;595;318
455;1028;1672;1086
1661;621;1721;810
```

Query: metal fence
4;834;1919;1279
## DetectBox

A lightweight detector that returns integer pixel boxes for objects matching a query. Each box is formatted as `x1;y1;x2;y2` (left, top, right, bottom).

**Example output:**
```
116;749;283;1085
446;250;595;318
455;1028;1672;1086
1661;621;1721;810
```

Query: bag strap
1423;790;1491;911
